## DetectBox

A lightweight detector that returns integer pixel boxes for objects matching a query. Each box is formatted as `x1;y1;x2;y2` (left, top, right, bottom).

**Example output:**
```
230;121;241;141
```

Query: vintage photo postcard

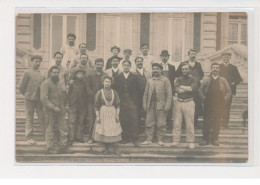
15;11;248;163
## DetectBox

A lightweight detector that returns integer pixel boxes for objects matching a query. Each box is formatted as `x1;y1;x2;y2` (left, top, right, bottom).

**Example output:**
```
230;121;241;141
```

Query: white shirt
161;62;169;71
60;44;80;66
189;60;195;68
212;75;219;80
112;67;119;73
223;62;229;67
136;67;144;76
138;54;154;73
123;72;130;79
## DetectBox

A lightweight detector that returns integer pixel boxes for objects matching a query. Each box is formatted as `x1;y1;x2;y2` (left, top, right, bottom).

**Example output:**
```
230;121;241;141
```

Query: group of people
18;33;242;155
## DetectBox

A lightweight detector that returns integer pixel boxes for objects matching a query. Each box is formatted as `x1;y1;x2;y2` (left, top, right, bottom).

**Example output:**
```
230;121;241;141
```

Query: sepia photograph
15;12;248;163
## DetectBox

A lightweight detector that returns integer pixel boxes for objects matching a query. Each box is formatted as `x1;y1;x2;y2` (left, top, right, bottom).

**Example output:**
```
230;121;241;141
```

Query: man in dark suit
176;49;204;128
219;52;242;128
113;60;140;146
160;50;176;130
86;58;106;143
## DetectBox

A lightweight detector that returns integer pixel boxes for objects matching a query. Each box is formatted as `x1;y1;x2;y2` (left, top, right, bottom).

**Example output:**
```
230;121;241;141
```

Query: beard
51;76;59;83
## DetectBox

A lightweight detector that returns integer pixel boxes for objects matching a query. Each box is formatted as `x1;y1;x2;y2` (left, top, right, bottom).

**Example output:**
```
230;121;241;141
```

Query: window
228;15;247;46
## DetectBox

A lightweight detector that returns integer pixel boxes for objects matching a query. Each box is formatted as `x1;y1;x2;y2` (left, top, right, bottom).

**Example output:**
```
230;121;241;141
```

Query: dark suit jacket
105;56;123;70
113;72;139;106
161;63;176;94
219;63;242;95
68;79;88;108
176;60;204;83
86;70;105;104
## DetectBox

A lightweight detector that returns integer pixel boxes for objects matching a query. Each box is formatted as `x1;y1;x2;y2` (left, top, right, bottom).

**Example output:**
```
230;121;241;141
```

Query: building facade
16;12;248;81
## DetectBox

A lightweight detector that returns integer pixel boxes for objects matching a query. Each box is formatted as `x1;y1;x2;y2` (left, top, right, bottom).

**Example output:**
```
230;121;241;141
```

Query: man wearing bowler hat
219;52;242;128
160;50;176;130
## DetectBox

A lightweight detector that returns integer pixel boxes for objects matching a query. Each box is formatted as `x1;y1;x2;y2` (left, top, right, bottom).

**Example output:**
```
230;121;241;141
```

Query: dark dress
113;72;139;141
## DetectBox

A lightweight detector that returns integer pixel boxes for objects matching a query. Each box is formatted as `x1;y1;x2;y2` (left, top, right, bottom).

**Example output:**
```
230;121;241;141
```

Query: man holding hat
160;50;176;130
105;46;123;70
219;52;242;128
19;55;46;145
67;68;88;145
142;63;172;146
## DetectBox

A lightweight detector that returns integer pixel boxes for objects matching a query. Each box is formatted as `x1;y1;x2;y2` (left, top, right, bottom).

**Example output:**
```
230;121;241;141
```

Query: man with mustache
60;33;80;71
199;63;231;146
70;53;90;82
176;49;204;128
18;55;46;145
41;66;70;154
104;55;123;81
134;57;152;131
142;63;172;146
86;58;106;144
160;50;176;130
219;52;242;128
70;43;94;70
113;60;140;146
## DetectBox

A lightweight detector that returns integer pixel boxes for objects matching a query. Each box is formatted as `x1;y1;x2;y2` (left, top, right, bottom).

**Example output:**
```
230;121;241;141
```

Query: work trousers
87;103;95;139
68;106;87;141
145;102;167;142
25;99;46;140
222;95;233;127
172;100;195;143
44;110;68;149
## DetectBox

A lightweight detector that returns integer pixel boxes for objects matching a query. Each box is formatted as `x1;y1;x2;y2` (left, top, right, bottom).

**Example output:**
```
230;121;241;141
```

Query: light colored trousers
172;99;195;143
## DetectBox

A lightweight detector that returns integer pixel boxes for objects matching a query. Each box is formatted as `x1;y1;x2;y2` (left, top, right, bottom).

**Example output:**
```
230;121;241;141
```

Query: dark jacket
113;72;139;106
176;60;204;83
86;70;105;104
105;56;123;70
199;76;232;103
219;63;242;95
161;63;176;94
40;78;67;113
68;79;88;108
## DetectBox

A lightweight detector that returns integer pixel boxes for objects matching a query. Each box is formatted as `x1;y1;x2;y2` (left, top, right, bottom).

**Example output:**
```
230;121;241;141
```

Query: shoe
121;140;128;144
87;139;94;144
212;140;220;146
188;143;196;149
158;141;164;146
59;147;73;154
199;140;209;146
46;148;59;154
26;139;36;145
141;140;152;145
170;142;179;147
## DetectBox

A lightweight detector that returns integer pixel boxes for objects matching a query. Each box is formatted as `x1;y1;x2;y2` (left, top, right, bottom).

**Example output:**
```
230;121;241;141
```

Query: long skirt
94;105;122;143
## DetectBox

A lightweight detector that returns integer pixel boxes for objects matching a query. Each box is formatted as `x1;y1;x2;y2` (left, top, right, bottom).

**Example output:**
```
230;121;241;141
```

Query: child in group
93;75;122;155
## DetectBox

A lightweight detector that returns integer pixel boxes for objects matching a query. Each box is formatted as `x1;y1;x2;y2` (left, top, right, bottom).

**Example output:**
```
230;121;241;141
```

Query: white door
103;14;138;66
155;17;185;63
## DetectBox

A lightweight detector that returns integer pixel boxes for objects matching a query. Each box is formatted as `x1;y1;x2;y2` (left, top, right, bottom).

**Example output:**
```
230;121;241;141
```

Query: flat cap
152;63;163;70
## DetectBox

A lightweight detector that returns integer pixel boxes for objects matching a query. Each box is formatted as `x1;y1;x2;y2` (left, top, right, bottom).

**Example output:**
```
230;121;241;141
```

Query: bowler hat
160;50;170;56
221;52;232;56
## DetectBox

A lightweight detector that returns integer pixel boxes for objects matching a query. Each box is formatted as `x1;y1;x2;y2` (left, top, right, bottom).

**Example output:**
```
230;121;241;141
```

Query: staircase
15;67;248;163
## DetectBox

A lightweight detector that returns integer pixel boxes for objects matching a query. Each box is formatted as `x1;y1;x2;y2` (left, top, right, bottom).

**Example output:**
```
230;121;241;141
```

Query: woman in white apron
94;75;122;155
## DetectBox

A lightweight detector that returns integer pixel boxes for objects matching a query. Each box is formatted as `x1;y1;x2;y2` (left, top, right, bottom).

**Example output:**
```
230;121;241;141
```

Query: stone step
15;124;248;135
15;152;248;163
15;132;248;145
